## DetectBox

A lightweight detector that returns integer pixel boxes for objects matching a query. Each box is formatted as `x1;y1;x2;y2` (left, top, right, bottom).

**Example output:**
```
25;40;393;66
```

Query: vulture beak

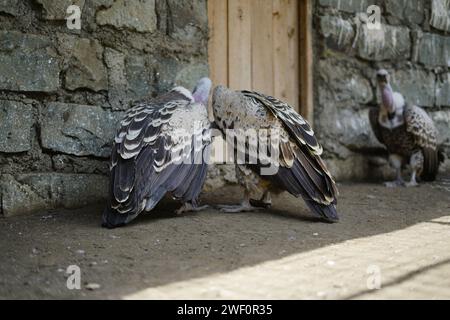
377;75;387;87
376;69;390;87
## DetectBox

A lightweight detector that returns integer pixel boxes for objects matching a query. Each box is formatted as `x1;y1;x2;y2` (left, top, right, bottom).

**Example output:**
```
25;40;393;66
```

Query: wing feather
103;89;211;228
242;90;323;155
404;105;438;150
241;90;338;206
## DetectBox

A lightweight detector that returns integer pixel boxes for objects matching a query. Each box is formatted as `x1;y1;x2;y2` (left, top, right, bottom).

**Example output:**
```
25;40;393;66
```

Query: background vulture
370;69;444;187
212;86;339;223
102;78;212;228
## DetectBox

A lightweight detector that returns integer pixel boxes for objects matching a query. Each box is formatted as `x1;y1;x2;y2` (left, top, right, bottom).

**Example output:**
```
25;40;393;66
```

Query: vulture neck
379;84;405;129
381;84;395;114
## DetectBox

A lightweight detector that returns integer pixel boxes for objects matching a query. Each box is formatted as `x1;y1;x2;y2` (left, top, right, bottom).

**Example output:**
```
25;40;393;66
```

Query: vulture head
192;77;212;105
376;69;390;87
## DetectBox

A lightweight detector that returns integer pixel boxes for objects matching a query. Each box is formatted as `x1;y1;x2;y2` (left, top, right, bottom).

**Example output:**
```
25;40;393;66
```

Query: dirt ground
1;176;450;299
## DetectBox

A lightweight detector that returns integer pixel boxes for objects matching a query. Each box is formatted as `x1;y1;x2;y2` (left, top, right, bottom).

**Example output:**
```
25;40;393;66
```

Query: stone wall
314;0;450;181
0;0;208;216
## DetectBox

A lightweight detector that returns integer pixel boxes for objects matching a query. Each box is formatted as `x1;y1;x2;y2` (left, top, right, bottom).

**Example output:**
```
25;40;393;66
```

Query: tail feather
305;200;339;223
102;206;138;229
421;147;440;182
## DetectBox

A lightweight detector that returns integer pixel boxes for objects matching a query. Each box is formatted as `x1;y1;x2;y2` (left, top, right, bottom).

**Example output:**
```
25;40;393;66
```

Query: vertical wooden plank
251;0;274;95
286;0;300;112
228;0;252;90
272;0;290;103
208;0;229;87
299;0;314;125
208;0;228;120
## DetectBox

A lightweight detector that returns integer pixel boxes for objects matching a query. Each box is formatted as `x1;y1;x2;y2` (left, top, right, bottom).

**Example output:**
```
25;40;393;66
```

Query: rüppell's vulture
102;78;212;228
369;69;444;187
212;86;339;223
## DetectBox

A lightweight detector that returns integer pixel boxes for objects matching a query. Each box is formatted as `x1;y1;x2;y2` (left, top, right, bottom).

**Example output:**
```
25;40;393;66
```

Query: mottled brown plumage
212;86;339;222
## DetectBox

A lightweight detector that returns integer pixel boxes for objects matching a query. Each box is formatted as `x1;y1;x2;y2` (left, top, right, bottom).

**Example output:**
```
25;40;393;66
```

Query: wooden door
208;0;313;121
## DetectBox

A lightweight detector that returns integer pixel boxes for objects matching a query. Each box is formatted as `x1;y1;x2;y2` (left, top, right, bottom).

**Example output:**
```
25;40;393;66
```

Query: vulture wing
241;91;339;221
103;90;211;228
242;91;322;155
404;105;440;181
404;105;438;150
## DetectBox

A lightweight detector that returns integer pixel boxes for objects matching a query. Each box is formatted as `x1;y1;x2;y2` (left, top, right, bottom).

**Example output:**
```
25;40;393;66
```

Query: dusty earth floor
1;177;450;299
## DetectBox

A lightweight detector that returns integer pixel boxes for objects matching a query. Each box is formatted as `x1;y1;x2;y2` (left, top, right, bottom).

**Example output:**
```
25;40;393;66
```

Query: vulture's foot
249;191;272;209
384;180;405;188
249;199;272;209
405;181;419;188
175;203;209;215
217;203;264;213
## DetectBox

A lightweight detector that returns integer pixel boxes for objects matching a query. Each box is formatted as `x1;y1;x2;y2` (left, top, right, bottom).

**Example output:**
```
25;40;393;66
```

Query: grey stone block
430;0;450;32
357;24;411;61
96;0;157;33
319;15;355;51
318;0;372;13
430;110;450;148
418;33;450;67
0;173;108;217
57;34;108;92
0;100;34;153
0;31;60;92
36;0;85;20
436;73;450;107
390;69;436;107
318;60;373;105
40;102;123;158
385;0;425;25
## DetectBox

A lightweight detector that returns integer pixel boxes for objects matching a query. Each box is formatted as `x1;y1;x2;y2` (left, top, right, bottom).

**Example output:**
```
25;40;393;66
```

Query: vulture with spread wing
369;69;444;187
102;78;212;228
212;86;339;223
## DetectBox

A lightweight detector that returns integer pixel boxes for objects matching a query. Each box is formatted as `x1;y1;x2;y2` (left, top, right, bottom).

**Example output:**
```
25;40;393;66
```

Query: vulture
102;78;212;228
369;69;444;187
212;86;339;223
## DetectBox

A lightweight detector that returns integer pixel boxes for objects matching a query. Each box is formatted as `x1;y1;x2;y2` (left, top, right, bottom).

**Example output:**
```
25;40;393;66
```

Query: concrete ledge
0;173;108;217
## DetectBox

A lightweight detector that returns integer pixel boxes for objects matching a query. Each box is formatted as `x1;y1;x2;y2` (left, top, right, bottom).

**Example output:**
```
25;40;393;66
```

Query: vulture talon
175;203;209;215
249;198;272;209
384;180;405;188
217;204;264;213
405;181;419;188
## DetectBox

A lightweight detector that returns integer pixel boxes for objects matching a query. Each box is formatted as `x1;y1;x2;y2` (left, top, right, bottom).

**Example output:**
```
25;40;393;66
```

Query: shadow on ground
0;176;449;299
